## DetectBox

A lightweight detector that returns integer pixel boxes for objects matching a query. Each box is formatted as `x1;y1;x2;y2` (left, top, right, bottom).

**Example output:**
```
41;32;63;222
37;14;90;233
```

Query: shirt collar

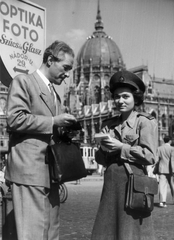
36;69;50;89
165;143;171;146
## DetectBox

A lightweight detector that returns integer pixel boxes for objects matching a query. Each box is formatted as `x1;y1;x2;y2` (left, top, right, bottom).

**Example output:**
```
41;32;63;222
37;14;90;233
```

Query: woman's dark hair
43;40;75;63
132;89;144;106
111;84;144;106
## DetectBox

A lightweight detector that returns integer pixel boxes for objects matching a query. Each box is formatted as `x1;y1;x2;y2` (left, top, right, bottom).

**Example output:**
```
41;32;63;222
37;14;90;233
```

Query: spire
95;0;104;31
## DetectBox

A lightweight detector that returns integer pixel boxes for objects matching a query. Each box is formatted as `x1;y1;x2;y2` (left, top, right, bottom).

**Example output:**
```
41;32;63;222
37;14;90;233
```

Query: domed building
75;5;125;89
71;3;125;109
64;4;126;145
1;2;174;170
64;3;174;147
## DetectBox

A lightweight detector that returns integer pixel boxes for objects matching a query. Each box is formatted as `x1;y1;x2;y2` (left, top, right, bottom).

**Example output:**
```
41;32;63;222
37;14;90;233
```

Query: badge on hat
119;76;125;82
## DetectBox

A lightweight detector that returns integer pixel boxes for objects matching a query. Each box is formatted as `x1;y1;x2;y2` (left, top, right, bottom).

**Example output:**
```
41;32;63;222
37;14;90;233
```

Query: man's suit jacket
5;71;62;188
158;143;174;174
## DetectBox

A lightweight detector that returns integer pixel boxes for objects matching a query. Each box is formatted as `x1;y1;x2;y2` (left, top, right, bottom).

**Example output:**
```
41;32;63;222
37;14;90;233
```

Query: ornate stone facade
0;80;9;164
1;2;174;164
64;5;174;146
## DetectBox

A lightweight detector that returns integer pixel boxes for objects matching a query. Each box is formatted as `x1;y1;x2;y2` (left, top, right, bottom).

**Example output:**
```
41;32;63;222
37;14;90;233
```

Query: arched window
169;114;173;126
161;114;166;128
94;74;100;81
94;85;100;103
104;86;111;102
0;97;6;115
151;111;157;119
169;115;174;138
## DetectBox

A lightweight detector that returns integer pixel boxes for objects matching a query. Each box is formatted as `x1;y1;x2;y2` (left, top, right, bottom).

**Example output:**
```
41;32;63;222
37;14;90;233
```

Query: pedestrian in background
0;162;5;183
157;135;174;207
5;40;77;240
91;70;158;240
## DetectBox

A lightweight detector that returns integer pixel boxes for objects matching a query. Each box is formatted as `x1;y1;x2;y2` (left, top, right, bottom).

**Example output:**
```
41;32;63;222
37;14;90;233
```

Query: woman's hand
100;137;123;152
101;126;109;134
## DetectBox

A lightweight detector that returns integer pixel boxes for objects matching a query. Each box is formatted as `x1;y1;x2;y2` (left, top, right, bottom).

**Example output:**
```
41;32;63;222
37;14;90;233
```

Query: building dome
68;3;126;111
76;5;124;69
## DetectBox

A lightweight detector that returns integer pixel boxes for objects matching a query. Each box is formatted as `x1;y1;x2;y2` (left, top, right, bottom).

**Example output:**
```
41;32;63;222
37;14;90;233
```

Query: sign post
0;0;46;86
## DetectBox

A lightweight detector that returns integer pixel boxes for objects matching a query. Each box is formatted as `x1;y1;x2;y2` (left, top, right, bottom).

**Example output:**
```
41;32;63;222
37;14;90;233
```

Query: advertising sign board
0;0;46;84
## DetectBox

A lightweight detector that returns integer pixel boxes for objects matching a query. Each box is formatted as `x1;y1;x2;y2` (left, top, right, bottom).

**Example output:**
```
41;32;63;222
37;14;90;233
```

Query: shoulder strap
137;112;154;120
124;162;133;175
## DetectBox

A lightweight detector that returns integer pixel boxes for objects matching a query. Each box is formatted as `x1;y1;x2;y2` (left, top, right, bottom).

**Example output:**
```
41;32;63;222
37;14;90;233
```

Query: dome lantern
94;0;104;32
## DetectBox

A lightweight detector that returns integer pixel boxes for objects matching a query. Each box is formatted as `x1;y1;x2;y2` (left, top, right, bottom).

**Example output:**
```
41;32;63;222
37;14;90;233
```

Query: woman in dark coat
91;70;158;240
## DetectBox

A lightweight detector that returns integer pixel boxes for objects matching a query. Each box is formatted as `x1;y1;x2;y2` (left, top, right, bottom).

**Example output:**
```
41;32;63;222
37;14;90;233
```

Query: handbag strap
124;162;133;175
124;162;149;176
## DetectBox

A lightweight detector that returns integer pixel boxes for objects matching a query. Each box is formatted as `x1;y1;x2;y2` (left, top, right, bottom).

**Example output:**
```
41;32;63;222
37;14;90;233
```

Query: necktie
49;83;56;115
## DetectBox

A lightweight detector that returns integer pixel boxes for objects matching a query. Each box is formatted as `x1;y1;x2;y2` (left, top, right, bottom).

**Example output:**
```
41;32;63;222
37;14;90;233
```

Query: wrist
53;116;58;127
120;142;123;148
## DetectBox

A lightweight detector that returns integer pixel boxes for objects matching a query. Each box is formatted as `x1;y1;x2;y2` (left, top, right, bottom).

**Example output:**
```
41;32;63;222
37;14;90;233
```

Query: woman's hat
109;70;146;94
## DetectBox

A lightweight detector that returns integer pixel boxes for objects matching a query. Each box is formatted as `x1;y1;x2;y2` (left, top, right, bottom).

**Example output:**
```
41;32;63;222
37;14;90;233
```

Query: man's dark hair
163;135;171;143
43;40;75;63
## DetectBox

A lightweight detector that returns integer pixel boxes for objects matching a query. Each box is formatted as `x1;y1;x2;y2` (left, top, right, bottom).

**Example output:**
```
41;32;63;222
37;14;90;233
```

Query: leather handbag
153;162;159;175
48;141;87;183
47;121;87;183
124;163;158;212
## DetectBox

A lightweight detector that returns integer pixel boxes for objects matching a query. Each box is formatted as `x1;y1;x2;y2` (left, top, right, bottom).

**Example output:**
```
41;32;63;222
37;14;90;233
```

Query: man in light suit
157;135;174;207
5;40;77;240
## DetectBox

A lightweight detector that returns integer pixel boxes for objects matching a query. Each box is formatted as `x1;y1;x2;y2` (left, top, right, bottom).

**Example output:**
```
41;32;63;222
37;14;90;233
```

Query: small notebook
94;133;111;144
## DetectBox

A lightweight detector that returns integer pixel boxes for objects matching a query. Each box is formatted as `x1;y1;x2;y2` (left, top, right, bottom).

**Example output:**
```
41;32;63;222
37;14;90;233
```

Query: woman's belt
105;155;146;174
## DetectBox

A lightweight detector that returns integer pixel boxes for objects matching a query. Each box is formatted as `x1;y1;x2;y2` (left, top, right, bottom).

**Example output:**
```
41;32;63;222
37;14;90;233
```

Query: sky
30;0;174;99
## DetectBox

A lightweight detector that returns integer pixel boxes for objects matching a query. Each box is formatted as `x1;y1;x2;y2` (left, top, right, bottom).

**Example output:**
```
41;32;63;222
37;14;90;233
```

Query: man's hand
53;113;77;127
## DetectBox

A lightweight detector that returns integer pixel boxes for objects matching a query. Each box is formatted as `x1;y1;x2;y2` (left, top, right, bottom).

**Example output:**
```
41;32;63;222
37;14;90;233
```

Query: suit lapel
31;71;56;116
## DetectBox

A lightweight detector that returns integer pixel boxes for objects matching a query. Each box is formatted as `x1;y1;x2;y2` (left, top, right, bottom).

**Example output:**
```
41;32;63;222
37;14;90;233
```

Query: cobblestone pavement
60;176;174;240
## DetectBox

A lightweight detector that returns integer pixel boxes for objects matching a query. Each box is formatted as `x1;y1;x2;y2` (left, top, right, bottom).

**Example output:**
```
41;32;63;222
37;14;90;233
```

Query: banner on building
77;107;84;119
0;0;46;84
84;105;92;118
100;102;109;115
92;104;100;116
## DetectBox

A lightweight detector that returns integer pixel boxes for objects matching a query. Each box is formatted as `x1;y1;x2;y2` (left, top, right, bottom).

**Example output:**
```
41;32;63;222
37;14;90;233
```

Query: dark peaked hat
109;70;146;94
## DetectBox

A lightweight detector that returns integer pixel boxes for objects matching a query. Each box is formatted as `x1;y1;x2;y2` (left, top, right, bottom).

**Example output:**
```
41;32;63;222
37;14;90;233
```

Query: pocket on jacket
124;134;139;144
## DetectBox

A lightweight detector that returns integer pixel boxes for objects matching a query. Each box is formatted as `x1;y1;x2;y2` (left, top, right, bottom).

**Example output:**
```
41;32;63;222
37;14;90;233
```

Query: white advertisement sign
0;0;46;77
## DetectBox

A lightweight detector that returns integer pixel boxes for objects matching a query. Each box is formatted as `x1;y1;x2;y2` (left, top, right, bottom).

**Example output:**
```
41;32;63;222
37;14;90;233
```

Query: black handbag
47;121;87;183
124;163;158;212
48;141;87;183
153;162;159;175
